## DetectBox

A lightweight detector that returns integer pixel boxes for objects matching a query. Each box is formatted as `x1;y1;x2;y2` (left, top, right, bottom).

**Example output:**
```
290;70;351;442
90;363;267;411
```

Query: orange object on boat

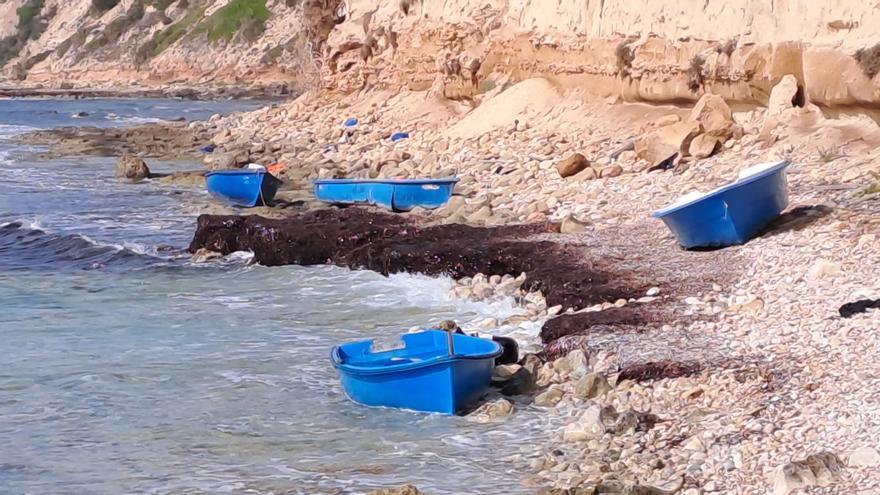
267;162;287;175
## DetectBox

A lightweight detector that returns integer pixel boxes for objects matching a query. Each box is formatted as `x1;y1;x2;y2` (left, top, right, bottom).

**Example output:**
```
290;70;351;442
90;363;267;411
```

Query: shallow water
0;99;547;494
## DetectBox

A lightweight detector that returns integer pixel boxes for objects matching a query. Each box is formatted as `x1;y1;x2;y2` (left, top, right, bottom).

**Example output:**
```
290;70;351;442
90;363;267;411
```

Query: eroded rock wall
3;0;880;108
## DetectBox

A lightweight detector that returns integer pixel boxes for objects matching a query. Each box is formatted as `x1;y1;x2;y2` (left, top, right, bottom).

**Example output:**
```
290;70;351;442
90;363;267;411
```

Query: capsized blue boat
313;178;458;211
330;330;502;414
205;169;283;207
651;160;790;248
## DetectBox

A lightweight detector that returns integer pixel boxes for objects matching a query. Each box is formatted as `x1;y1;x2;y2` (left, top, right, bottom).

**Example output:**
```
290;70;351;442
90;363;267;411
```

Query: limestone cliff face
2;0;879;107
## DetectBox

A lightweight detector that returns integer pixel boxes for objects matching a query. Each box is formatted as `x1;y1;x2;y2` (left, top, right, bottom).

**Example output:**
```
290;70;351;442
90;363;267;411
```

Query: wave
0;221;167;270
0;124;38;139
104;114;162;125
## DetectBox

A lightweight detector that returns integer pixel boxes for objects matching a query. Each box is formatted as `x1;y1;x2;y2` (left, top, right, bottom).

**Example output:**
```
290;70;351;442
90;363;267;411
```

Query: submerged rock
367;485;425;495
468;397;513;423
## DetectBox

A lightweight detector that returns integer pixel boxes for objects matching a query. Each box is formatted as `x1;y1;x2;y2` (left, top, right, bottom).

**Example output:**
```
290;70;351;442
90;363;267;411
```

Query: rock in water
533;387;564;407
116;155;150;181
556;153;590;178
191;248;222;263
468;397;513;423
368;485;424;495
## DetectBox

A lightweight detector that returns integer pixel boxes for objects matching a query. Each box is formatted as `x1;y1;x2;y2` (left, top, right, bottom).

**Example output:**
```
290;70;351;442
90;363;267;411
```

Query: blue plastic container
312;178;458;211
344;117;358;127
651;160;790;248
330;330;502;414
390;132;409;142
205;169;283;207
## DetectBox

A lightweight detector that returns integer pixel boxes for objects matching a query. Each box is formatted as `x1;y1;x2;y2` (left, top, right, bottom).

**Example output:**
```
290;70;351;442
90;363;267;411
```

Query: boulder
556;153;590;178
574;372;611;399
768;75;802;116
115;155;150;181
690;93;734;135
634;120;702;165
689;133;723;159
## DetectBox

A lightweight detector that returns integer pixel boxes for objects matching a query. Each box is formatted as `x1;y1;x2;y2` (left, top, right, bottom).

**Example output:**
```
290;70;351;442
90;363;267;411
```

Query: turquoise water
0;99;541;494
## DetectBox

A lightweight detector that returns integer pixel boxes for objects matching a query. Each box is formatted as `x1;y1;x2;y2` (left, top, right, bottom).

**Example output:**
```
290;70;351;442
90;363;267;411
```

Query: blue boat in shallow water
205;169;283;207
652;160;790;249
331;330;502;414
313;178;458;211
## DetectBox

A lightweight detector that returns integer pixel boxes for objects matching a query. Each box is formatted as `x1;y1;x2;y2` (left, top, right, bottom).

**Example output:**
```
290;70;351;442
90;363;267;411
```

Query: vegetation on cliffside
0;0;53;67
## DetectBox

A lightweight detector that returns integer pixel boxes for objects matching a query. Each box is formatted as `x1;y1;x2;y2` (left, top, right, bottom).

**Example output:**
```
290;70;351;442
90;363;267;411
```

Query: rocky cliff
2;0;880;107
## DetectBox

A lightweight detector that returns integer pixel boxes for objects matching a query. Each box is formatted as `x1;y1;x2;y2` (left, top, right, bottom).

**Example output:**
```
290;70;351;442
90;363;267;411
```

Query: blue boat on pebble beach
205;168;283;207
330;330;501;415
652;160;791;248
313;178;459;211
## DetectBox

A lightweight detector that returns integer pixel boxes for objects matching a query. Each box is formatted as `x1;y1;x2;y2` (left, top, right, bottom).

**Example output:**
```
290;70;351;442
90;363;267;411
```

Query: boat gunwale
205;169;271;177
650;160;790;219
330;340;502;376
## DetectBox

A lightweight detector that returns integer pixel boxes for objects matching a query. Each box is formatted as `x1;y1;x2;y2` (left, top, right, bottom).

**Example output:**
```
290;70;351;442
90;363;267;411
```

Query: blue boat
651;160;790;248
205;169;283;207
313;178;458;211
330;330;502;414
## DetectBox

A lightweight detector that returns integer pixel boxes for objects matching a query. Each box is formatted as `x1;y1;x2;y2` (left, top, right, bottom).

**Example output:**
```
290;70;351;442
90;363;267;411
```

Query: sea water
0;99;549;494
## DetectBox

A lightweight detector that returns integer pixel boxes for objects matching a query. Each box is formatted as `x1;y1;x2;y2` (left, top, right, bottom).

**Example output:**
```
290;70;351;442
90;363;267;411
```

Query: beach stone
599;164;623;178
574;372;611;399
848;447;880;467
204;151;241;170
559;215;587;234
807;259;842;280
468;398;513;423
521;353;542;377
500;366;537;396
116;155;150;181
570;166;598;181
562;405;606;441
556;153;590;178
534;387;564;407
566;349;589;375
770;452;843;495
493;364;522;381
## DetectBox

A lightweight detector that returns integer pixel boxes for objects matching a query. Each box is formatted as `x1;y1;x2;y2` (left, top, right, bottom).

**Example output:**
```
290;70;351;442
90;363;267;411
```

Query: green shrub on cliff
193;0;270;42
151;5;206;55
0;0;51;67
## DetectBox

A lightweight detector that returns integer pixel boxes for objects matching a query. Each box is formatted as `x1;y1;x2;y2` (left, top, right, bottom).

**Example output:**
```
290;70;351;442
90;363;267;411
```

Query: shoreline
0;84;298;101
6;89;880;494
